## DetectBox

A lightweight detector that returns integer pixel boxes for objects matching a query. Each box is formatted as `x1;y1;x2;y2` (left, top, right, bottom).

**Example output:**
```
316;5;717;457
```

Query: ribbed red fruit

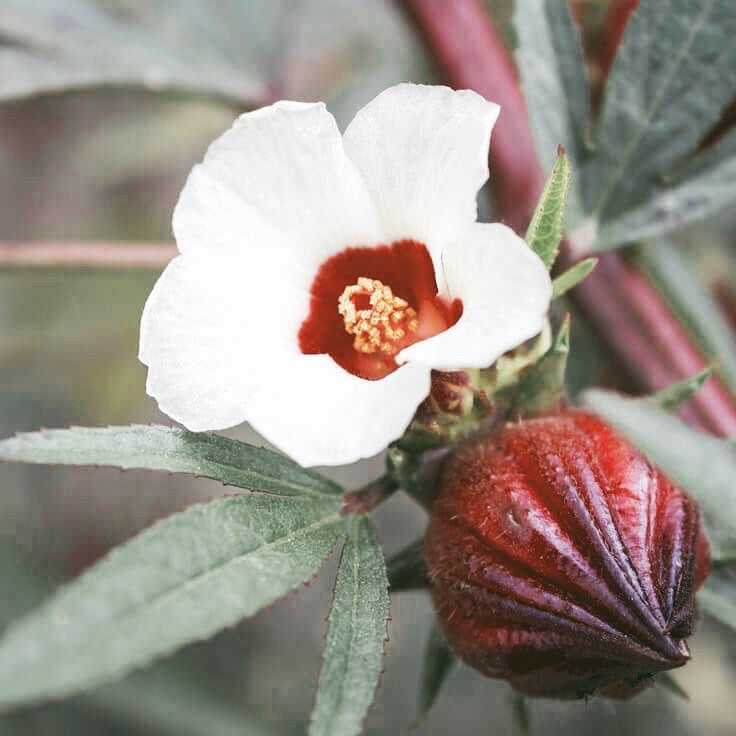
424;410;711;699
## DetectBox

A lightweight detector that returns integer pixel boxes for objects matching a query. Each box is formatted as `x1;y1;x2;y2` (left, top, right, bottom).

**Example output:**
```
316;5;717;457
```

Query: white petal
139;253;306;432
244;356;431;467
343;83;499;256
398;223;552;370
173;100;384;279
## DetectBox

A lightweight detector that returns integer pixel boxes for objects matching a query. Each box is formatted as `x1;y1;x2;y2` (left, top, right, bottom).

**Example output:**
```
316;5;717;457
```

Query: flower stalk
341;474;399;515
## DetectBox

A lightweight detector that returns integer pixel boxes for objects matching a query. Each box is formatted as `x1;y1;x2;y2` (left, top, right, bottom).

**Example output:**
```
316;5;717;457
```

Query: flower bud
424;410;711;699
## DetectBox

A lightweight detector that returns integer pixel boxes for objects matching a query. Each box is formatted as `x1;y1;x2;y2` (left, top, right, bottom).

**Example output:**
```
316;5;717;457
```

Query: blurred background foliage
1;0;735;734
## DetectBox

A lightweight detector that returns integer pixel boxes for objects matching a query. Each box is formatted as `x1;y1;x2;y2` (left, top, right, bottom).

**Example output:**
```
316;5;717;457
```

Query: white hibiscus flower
139;83;552;467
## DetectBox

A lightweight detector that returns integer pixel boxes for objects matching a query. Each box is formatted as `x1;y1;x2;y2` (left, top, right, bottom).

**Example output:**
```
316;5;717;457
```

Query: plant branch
402;0;736;437
341;475;399;516
0;242;176;269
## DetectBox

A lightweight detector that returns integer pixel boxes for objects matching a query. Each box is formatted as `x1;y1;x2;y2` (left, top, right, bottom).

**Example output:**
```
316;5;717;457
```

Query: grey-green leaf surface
585;389;736;560
514;0;588;226
309;515;388;736
652;365;715;410
699;565;736;631
596;131;736;248
551;257;597;299
0;425;342;498
0;0;265;104
416;620;456;723
635;241;736;394
585;0;736;227
0;492;345;710
524;149;571;269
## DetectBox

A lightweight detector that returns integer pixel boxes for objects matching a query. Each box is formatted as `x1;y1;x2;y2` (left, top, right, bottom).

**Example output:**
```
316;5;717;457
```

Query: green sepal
652;364;716;410
496;315;570;417
551;257;597;299
525;147;571;269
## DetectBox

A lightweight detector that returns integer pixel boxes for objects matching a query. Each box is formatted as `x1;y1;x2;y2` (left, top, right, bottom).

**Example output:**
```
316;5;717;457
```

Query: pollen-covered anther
338;277;419;355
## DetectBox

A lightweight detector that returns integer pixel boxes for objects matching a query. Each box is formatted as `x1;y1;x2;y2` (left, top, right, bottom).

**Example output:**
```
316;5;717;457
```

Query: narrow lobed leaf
525;148;571;270
585;389;736;560
585;0;736;231
596;130;736;247
652;364;715;410
416;620;456;723
551;257;598;299
0;425;342;498
0;0;264;104
514;0;589;227
309;515;389;736
0;492;345;710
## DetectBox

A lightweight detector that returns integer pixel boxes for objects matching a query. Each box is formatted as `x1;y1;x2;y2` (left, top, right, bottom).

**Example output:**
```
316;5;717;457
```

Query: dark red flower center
298;240;462;380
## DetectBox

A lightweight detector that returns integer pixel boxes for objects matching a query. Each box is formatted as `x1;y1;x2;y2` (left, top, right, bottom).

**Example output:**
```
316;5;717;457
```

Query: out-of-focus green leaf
699;565;736;631
586;0;736;233
0;0;265;104
652;365;715;410
525;148;571;269
596;131;736;248
309;515;388;736
0;492;345;710
658;672;689;700
584;389;736;560
634;241;736;394
416;620;455;723
511;693;531;736
85;664;279;736
514;0;588;226
0;425;342;498
0;546;277;735
551;257;597;299
386;538;428;593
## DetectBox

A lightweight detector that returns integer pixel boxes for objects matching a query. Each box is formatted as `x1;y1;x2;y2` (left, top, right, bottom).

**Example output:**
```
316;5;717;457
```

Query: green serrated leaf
0;425;341;498
585;0;736;230
551;257;597;299
0;493;345;710
497;316;570;416
585;389;736;560
652;365;715;410
657;672;689;701
416;620;455;723
386;538;428;593
596;131;736;247
309;515;388;736
525;149;571;269
699;565;736;631
0;0;264;104
514;0;588;227
635;241;736;395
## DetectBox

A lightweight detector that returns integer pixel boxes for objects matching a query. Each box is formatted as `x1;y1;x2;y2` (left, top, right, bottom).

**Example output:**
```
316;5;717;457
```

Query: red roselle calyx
424;410;711;699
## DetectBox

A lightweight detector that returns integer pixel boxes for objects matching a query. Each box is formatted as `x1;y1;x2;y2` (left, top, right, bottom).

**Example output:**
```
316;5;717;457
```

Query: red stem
403;0;736;437
0;241;176;268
